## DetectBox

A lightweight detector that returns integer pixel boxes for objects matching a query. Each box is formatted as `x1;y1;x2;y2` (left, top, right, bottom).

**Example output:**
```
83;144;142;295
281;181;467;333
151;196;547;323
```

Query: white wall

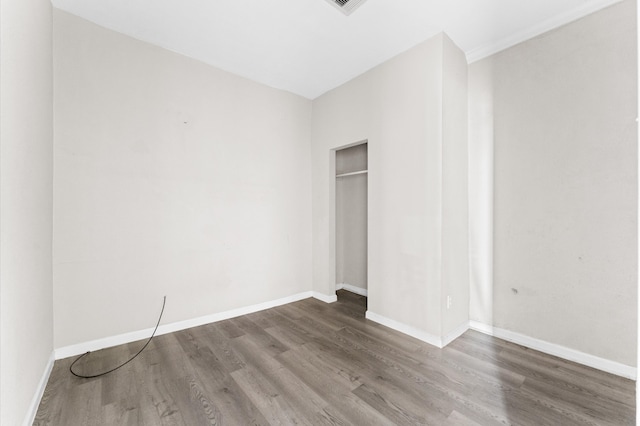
468;55;495;327
312;34;469;340
0;0;54;424
469;0;637;366
53;10;312;348
441;35;470;336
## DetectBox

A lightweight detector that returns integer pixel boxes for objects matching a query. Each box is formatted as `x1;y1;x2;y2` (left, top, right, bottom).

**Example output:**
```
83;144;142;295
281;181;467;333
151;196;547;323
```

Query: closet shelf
336;170;368;178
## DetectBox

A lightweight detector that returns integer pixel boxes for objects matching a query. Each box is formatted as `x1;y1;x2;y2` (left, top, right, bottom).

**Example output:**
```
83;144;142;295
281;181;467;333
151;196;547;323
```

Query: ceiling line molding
465;0;625;63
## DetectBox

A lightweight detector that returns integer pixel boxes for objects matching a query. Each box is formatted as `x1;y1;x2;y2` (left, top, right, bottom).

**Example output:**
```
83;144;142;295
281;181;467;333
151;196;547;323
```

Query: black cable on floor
69;295;166;379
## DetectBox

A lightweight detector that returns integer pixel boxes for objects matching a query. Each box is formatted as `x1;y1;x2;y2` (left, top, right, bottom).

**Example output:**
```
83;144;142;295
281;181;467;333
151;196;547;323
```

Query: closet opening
334;141;368;313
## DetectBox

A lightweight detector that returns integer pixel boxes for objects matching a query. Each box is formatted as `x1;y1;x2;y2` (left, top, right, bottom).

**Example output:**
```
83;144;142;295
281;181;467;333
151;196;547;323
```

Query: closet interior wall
335;143;368;295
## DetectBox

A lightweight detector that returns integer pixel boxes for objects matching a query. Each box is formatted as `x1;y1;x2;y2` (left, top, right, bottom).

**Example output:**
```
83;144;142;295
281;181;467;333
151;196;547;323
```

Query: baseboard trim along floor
24;351;55;426
55;290;337;360
469;320;636;380
363;308;635;380
335;283;368;297
54;291;637;383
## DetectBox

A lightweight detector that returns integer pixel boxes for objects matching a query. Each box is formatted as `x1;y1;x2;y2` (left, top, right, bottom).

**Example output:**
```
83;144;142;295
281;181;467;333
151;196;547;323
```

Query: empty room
1;0;638;424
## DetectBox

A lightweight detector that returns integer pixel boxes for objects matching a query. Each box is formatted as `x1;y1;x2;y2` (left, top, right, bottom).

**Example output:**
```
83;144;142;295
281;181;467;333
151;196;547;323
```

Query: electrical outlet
446;296;452;309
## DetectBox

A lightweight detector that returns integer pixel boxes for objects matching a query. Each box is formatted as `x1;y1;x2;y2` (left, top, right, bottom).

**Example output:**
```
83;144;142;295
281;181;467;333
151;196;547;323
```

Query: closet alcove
335;142;368;297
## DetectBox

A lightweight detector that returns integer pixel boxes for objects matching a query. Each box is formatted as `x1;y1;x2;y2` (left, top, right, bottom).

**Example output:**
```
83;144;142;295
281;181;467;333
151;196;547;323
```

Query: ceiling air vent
324;0;368;16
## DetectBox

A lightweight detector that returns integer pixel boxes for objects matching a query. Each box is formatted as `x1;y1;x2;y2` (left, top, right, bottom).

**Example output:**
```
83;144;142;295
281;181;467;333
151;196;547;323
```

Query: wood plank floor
35;290;635;425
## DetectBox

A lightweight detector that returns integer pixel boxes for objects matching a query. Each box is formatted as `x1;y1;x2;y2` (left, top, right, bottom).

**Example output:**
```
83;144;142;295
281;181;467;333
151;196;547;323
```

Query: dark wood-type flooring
35;290;635;425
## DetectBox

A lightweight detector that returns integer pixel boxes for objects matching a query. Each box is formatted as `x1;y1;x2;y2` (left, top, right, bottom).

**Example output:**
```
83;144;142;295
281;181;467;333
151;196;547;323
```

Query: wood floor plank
101;400;141;426
188;324;247;374
443;410;484;426
441;345;527;390
230;366;313;426
520;375;635;425
147;339;224;426
231;331;350;425
498;346;635;406
173;331;270;424
229;316;290;357
243;309;282;330
276;346;396;425
292;342;365;391
262;324;308;348
34;290;636;425
352;383;432;425
55;378;103;425
215;318;246;339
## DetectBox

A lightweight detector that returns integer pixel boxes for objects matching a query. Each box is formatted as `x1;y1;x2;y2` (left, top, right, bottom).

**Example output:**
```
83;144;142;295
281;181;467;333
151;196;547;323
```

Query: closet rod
336;170;368;178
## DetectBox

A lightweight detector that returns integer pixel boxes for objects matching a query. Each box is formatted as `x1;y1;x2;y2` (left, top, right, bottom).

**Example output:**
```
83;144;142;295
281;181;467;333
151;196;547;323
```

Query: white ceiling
52;0;623;99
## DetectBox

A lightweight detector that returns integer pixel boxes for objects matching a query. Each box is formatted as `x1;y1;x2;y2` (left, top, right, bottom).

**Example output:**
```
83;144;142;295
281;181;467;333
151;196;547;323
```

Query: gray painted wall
441;34;470;337
0;0;54;424
312;34;469;340
469;0;637;366
53;10;313;348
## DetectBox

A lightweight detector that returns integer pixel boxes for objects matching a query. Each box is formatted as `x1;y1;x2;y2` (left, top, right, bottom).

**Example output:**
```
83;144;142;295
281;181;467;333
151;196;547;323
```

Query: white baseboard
362;314;636;380
442;321;470;347
336;283;368;297
365;310;443;348
53;291;636;381
469;320;637;380
468;320;493;335
364;312;467;349
55;291;315;359
23;351;55;426
312;291;338;303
